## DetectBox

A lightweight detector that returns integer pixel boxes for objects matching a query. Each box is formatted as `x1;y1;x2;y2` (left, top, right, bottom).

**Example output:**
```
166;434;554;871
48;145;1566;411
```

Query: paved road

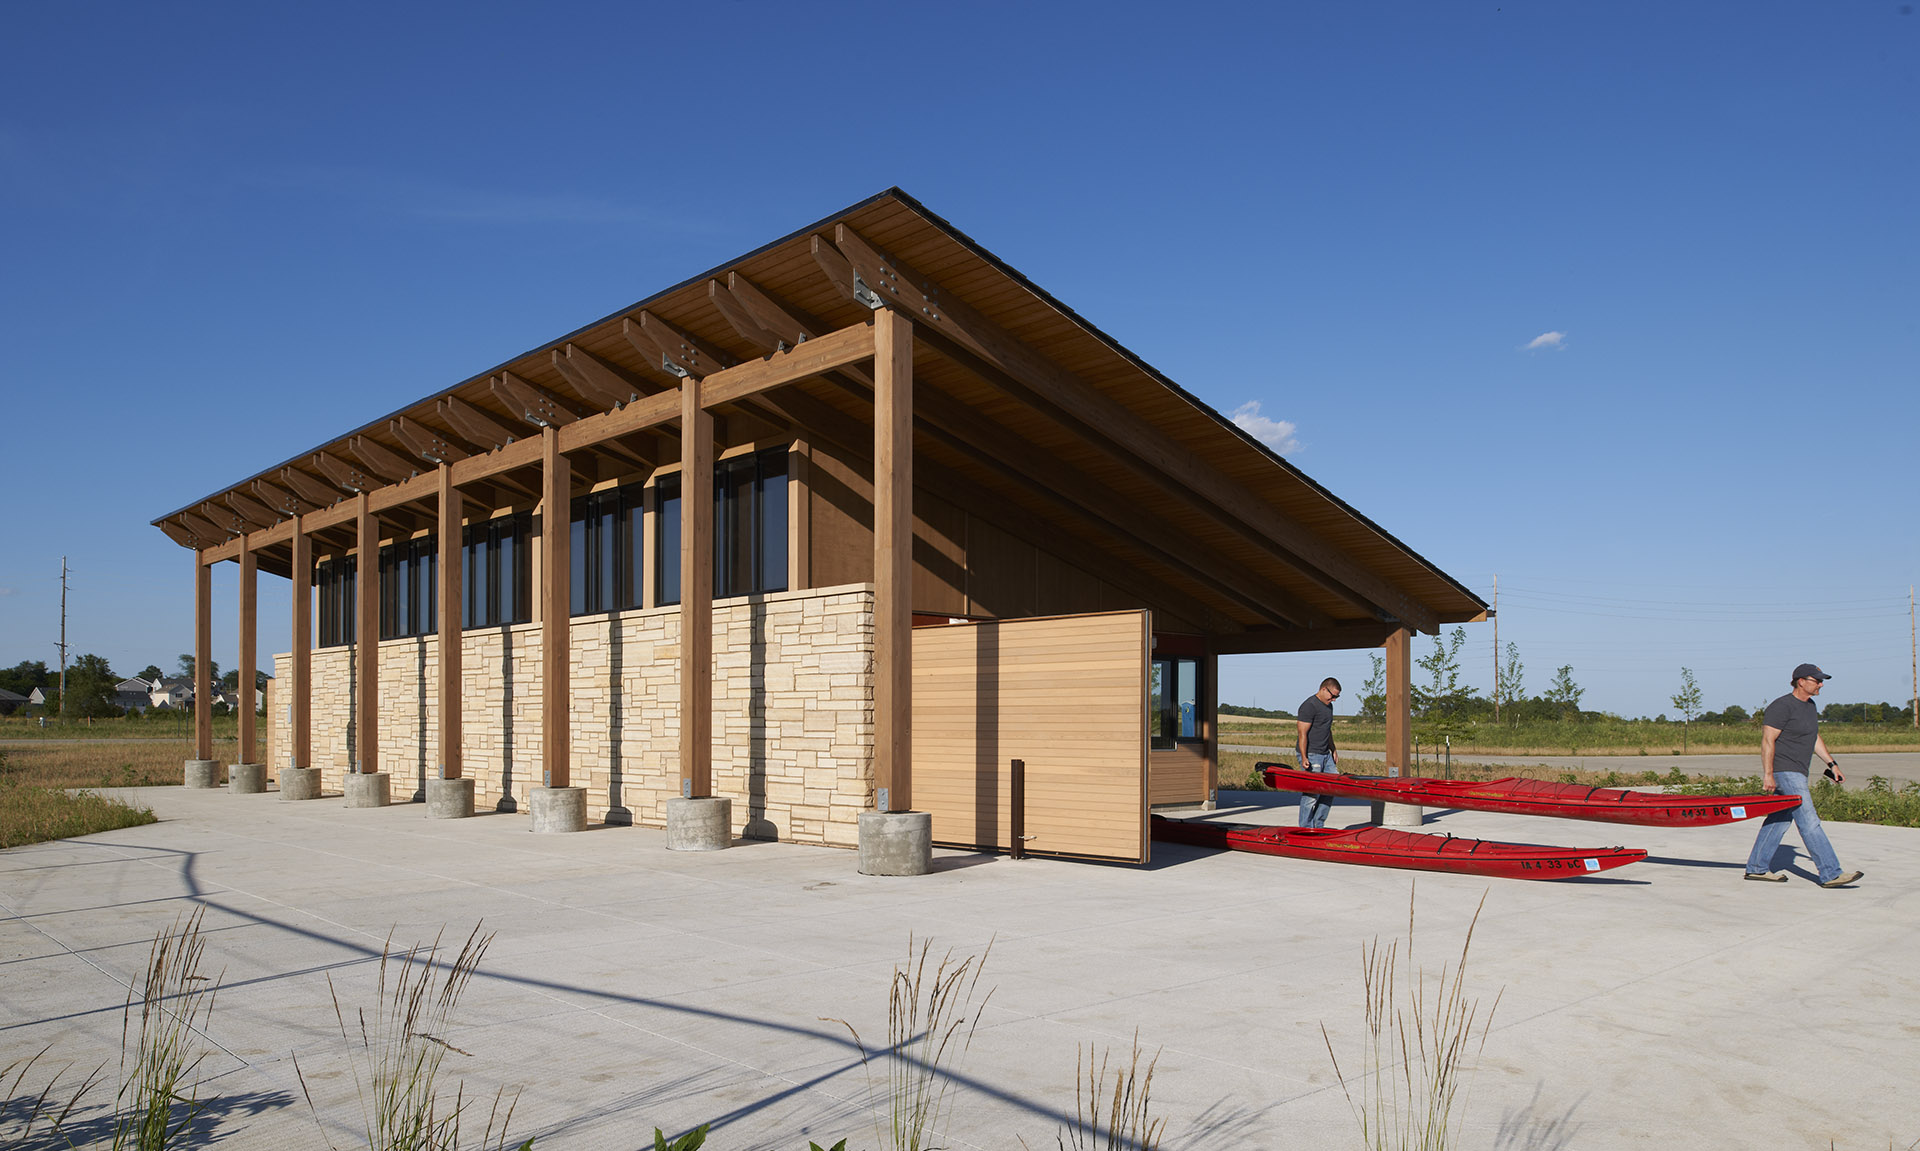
1223;744;1920;788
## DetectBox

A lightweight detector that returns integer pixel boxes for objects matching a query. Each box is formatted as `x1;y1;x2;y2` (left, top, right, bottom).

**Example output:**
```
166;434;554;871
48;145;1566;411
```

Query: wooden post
873;308;913;813
679;378;714;799
541;428;570;789
355;493;378;774
439;466;463;779
1203;642;1219;805
291;516;310;769
194;553;212;761
1385;628;1411;777
238;541;257;763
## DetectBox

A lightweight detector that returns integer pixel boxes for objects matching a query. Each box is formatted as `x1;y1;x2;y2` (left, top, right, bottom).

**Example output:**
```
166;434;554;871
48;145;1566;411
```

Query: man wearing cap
1745;663;1863;887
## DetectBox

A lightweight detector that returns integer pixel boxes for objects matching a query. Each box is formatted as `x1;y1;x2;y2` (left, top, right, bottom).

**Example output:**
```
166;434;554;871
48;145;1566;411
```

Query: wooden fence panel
913;610;1149;862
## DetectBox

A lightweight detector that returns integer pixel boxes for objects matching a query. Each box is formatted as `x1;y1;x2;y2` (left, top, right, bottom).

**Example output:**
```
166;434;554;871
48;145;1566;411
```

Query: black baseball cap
1791;663;1831;683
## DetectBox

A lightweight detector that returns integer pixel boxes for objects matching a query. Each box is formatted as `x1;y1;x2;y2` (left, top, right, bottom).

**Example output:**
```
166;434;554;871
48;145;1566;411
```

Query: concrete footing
666;797;733;851
183;760;220;789
279;766;322;801
228;763;267;794
531;786;587;833
858;810;933;876
343;772;391;809
427;777;475;819
1377;801;1425;827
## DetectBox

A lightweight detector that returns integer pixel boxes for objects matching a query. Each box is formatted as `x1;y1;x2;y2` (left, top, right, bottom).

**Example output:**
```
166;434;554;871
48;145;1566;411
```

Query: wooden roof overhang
153;188;1485;649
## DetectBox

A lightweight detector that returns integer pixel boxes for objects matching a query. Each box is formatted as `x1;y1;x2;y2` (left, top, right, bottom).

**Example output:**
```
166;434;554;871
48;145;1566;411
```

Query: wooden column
1203;642;1220;805
194;552;212;761
873;308;913;812
438;466;463;780
291;516;311;768
238;541;257;763
679;378;714;799
1384;627;1412;776
541;428;571;789
355;493;378;774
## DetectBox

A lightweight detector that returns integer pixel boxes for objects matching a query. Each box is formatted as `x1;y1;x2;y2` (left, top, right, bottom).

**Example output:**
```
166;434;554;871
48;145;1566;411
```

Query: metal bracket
682;778;693;799
851;273;883;311
876;786;890;812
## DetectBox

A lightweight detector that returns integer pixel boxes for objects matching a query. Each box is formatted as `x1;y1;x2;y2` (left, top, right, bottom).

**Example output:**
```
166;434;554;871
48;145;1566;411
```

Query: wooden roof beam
754;386;1239;635
252;480;317;518
491;371;581;428
1210;622;1401;656
623;312;732;380
281;466;344;507
157;519;197;549
226;490;282;528
312;452;378;494
824;224;1438;634
349;434;420;483
552;344;649;409
439;396;521;450
392;415;470;465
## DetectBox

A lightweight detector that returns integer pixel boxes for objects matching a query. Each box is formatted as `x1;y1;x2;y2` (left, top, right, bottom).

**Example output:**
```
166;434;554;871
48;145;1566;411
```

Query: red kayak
1258;762;1803;828
1150;814;1645;879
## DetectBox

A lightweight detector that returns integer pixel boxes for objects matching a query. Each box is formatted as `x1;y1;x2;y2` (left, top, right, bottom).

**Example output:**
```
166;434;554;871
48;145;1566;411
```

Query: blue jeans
1298;753;1337;828
1746;772;1843;883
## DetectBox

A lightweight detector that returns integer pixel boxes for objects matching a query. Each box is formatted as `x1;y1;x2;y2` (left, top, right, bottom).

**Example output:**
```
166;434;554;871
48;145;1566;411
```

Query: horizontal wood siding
914;610;1148;862
1148;744;1207;806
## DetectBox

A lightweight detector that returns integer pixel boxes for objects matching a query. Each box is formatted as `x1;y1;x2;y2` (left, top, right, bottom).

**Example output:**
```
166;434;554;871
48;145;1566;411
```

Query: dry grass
0;741;225;789
1049;1034;1164;1151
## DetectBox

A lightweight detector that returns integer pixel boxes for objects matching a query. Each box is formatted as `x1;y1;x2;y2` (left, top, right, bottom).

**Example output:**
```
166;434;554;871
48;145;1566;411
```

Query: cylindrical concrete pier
183;760;221;789
228;763;267;794
858;810;932;876
1379;802;1425;827
426;777;475;819
666;797;733;851
530;786;587;833
343;772;391;808
280;766;322;801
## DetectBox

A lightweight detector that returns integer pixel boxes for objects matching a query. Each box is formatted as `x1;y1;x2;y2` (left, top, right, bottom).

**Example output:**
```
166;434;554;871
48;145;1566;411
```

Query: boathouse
152;189;1486;868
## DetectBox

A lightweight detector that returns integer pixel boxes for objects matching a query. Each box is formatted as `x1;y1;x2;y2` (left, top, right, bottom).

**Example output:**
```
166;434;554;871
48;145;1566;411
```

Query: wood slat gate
913;610;1150;863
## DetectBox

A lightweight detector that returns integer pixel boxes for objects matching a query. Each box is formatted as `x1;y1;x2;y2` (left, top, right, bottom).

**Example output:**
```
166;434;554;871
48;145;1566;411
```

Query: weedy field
1219;716;1920;756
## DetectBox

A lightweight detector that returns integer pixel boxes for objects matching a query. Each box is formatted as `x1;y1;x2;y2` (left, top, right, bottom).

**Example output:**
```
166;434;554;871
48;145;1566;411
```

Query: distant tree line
0;654;268;718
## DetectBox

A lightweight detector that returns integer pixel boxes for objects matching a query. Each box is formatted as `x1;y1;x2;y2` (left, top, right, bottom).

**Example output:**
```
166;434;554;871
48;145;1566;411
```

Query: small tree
1360;653;1386;720
1500;642;1525;726
1670;667;1703;753
1544;665;1584;720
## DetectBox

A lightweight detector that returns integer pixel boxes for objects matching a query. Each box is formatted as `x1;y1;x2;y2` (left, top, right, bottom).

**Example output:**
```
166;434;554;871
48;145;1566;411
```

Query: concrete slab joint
228;763;266;794
279;766;322;801
666;797;733;851
343;772;391;809
531;786;587;833
183;759;220;789
427;777;475;819
858;810;932;876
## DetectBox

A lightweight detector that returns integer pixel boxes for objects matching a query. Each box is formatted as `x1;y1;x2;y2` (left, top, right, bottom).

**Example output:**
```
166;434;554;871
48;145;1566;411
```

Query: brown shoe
1820;870;1864;888
1743;871;1788;883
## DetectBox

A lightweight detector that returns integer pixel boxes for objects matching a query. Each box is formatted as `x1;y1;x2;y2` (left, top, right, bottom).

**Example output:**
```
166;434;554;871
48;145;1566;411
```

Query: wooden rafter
252;480;312;517
624;312;732;379
439;396;520;450
753;386;1239;634
201;502;251;535
491;371;580;428
349;435;418;483
158;520;197;549
392;415;470;464
552;343;647;408
226;490;281;528
180;510;227;542
312;452;378;494
281;466;344;507
708;278;787;351
825;224;1438;633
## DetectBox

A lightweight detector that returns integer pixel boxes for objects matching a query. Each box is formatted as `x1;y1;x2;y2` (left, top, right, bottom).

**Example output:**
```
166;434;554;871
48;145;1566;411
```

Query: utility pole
1492;573;1500;724
1910;585;1916;729
56;556;70;719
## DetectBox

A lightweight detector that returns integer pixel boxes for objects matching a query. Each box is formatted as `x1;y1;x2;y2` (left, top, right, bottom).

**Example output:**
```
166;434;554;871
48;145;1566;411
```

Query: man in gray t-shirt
1744;663;1862;887
1294;677;1341;828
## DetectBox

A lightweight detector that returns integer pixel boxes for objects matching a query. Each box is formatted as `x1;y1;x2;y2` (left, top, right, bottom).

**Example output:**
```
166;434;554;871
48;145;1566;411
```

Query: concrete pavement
3;785;1916;1149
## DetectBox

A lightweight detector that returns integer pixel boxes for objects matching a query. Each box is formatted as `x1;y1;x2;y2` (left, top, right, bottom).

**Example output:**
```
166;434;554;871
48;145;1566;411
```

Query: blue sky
2;1;1914;718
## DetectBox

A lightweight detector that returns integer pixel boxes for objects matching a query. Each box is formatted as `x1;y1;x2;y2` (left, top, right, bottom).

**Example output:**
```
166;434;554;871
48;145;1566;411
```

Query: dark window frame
461;511;531;629
570;482;645;617
378;536;437;640
654;446;789;607
1150;655;1202;751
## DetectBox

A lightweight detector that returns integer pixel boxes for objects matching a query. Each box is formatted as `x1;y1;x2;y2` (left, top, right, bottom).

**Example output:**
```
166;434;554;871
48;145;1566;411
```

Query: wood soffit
155;188;1485;633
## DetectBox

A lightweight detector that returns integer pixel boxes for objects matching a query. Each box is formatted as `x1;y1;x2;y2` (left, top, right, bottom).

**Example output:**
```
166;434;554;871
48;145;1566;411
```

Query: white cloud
0;587;14;596
1524;331;1568;352
1230;401;1300;456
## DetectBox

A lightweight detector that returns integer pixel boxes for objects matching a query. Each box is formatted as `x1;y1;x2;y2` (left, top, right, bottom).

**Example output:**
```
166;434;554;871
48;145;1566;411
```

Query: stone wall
271;584;876;846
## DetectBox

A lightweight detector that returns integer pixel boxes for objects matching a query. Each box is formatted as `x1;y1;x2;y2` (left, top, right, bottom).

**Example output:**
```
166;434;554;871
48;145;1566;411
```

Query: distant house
0;687;27;715
115;677;155;714
27;687;50;709
149;679;193;710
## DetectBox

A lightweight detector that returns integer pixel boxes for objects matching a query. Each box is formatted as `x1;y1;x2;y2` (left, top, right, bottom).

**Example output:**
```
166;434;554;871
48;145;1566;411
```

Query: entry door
912;609;1150;863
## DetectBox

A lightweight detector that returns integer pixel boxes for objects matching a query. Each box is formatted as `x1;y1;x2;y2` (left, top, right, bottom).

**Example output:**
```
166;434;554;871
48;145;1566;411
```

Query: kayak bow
1151;814;1645;879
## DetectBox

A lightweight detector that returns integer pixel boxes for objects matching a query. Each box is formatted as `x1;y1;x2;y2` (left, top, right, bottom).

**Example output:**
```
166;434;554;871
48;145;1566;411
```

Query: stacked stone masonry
272;584;877;846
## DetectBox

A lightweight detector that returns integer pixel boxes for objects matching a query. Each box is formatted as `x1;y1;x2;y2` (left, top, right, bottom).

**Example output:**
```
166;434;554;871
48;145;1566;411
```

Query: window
316;557;356;648
462;512;530;628
379;536;437;640
570;484;644;616
1150;656;1200;750
655;447;789;606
